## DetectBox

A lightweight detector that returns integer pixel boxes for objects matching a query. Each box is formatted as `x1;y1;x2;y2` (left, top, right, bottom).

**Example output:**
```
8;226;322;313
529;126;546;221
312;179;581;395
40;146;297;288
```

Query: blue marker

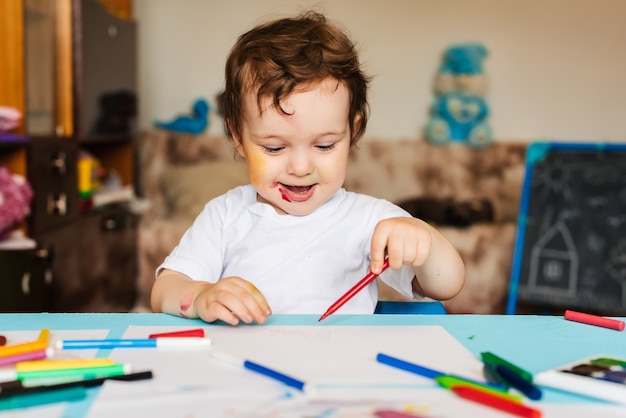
56;337;212;350
376;353;507;390
212;351;306;392
376;353;445;379
495;364;543;400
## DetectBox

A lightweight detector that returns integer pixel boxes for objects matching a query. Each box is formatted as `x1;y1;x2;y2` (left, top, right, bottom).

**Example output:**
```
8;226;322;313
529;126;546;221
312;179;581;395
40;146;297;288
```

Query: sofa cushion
161;160;249;221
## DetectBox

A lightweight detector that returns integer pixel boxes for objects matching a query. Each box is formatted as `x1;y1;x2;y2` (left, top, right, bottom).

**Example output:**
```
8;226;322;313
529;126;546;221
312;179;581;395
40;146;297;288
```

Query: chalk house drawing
527;221;579;298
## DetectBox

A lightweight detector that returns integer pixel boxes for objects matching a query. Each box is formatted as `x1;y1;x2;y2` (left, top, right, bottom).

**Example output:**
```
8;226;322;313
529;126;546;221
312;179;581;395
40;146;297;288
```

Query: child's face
234;78;352;216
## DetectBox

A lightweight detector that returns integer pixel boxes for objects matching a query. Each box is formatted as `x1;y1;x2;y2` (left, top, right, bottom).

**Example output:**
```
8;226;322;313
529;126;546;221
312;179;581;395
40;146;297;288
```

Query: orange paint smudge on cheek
246;148;268;189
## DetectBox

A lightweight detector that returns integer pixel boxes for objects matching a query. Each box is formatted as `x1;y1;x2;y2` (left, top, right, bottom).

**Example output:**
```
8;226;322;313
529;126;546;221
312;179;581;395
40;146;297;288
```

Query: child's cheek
246;149;268;189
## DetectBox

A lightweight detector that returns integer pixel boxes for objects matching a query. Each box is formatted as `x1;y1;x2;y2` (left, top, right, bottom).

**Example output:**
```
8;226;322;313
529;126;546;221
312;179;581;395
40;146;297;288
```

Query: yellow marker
16;358;115;373
37;329;50;343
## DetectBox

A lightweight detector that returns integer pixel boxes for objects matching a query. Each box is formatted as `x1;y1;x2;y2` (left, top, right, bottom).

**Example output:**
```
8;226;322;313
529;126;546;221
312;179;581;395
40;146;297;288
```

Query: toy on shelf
0;166;33;240
0;106;22;132
154;98;210;135
425;43;492;148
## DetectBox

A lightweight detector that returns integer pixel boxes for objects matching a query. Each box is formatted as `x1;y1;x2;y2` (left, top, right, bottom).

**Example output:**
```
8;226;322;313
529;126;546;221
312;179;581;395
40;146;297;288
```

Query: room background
133;0;626;143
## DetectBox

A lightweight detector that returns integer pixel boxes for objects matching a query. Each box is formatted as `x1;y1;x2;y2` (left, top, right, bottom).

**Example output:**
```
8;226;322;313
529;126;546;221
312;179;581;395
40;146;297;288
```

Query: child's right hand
191;277;271;325
151;270;271;326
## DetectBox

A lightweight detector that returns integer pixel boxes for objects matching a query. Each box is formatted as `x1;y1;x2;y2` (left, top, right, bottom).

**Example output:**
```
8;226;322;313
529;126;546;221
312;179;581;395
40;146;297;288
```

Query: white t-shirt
158;185;418;314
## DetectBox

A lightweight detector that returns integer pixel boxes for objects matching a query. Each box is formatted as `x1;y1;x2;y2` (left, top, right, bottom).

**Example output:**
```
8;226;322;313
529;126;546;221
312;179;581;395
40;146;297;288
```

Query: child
151;11;465;325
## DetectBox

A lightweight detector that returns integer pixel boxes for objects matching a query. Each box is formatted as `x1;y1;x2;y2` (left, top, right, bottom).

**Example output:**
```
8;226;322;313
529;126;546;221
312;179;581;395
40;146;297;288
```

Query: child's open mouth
279;184;316;202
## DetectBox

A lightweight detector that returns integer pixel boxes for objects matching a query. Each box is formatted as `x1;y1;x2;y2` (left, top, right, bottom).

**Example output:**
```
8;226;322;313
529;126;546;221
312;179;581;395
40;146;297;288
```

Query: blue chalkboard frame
506;141;626;315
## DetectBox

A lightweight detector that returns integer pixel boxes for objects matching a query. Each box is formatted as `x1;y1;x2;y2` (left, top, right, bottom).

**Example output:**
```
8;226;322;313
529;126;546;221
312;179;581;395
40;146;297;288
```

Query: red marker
148;328;205;339
319;259;389;321
564;310;625;331
451;385;543;418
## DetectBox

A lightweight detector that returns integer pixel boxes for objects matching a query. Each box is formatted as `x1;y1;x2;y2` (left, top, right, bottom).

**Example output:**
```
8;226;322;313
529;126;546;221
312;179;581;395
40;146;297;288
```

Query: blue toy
154;99;210;134
426;43;492;148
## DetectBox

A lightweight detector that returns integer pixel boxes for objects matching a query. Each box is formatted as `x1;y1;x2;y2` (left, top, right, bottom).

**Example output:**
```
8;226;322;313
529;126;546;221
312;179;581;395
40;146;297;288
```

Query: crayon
564;310;625;331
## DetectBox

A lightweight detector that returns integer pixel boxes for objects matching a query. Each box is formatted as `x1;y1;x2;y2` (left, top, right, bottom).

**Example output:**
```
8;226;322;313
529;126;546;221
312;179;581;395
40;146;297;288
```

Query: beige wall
134;0;626;143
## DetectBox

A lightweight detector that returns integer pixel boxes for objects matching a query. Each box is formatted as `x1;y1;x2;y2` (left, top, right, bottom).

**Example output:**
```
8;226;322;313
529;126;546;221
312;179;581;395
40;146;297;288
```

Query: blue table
1;313;625;417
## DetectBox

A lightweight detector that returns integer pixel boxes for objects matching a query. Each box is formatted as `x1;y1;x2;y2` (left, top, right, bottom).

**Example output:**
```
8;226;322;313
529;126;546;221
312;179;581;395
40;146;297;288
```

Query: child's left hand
369;217;465;300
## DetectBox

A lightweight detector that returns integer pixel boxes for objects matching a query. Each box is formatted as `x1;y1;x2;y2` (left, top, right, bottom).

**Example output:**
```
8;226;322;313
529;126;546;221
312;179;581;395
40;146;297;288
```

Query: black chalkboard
507;142;626;315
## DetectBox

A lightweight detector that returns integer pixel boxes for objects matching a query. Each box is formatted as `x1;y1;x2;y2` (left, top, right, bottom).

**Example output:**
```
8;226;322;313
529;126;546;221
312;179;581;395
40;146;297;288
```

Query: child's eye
262;146;284;154
316;144;336;152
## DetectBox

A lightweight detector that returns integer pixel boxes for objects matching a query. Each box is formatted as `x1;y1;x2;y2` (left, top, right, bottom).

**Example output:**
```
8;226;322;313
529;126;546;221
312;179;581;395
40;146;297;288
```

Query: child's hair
217;11;370;147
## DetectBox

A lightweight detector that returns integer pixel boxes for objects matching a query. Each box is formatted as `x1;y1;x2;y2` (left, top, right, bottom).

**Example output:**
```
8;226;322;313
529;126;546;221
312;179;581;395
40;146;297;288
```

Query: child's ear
232;133;246;159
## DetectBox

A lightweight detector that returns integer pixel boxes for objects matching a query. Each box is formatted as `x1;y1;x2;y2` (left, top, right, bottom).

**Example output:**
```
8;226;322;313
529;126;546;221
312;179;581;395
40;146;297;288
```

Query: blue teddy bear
426;43;492;148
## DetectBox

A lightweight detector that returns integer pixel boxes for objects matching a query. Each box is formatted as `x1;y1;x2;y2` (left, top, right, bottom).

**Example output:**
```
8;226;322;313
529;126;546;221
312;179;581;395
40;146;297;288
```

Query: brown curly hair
217;11;370;147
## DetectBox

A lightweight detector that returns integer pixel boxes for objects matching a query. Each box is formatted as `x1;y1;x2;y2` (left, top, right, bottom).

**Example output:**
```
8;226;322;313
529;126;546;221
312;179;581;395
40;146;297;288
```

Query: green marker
480;352;533;382
0;363;131;382
590;357;626;368
0;386;87;411
435;375;522;403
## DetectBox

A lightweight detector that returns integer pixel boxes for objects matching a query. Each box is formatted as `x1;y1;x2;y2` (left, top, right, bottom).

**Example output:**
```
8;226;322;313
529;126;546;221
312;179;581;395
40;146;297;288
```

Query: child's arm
370;217;465;300
151;269;271;326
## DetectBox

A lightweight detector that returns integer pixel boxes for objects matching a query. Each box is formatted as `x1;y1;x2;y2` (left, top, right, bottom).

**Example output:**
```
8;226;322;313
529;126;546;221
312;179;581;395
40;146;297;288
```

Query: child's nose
286;151;314;176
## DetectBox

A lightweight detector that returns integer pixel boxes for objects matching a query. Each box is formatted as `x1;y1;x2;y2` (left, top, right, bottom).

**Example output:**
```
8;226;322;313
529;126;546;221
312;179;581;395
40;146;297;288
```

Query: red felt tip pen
318;259;389;322
148;328;205;339
451;385;542;418
564;310;625;331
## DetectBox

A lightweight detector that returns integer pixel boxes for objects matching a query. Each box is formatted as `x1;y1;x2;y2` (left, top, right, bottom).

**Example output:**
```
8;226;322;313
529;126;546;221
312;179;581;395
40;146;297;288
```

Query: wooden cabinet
36;206;138;313
0;0;139;312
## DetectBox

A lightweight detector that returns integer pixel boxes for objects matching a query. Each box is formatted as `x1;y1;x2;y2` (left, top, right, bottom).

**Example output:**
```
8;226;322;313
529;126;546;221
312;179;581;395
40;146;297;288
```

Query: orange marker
0;340;47;359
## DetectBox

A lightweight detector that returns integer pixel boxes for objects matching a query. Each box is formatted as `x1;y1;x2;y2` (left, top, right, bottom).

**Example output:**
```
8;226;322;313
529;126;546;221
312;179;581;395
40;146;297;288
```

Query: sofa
135;129;527;314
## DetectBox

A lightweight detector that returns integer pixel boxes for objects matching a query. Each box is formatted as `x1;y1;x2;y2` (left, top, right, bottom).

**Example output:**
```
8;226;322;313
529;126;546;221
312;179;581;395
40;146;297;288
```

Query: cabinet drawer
28;139;80;232
0;250;48;312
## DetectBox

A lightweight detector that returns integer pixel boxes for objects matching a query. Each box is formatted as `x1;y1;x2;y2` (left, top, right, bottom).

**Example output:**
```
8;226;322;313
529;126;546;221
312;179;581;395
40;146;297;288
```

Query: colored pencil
319;259;389;321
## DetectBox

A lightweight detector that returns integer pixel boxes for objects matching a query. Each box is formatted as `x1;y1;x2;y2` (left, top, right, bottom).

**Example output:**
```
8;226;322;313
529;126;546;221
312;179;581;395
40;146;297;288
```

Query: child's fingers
370;223;391;273
200;303;240;326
